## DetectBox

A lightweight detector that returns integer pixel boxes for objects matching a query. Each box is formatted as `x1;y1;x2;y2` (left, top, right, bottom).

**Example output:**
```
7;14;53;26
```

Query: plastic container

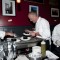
41;40;46;58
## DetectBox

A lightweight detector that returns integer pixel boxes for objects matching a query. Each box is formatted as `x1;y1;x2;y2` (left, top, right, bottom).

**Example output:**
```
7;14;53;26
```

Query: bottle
41;40;46;58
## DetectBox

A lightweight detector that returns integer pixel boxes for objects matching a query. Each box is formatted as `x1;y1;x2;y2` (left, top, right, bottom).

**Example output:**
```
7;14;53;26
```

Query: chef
25;12;51;50
25;12;51;40
0;31;14;39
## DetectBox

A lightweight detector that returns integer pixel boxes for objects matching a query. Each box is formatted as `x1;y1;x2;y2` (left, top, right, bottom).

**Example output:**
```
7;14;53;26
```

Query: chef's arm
35;32;41;36
25;29;41;36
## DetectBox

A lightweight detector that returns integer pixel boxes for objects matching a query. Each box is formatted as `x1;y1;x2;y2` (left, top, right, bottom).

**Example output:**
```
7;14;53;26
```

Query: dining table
15;37;44;49
15;50;59;60
0;36;60;60
15;37;60;60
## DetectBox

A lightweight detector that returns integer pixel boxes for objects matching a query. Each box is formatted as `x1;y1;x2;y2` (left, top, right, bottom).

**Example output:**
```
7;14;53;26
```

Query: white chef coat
0;31;5;39
35;17;51;40
52;24;60;46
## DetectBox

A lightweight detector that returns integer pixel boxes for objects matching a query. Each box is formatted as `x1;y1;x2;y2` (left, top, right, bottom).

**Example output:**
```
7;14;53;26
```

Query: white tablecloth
15;55;29;60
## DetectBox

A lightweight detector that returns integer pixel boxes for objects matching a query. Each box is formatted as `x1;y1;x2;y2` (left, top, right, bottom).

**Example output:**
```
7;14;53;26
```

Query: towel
15;55;29;60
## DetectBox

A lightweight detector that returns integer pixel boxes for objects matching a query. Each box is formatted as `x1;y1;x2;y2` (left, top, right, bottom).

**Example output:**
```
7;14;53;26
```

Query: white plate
46;50;59;59
28;53;41;58
23;33;30;36
20;37;31;41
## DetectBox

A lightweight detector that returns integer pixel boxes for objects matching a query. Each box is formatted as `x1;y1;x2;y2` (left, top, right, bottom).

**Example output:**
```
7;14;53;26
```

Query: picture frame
24;0;44;4
51;8;59;17
29;5;39;15
2;0;16;16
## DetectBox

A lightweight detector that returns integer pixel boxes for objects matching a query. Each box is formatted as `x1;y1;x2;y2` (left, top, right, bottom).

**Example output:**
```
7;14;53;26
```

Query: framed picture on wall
2;0;16;16
29;5;39;15
24;0;44;4
51;8;59;17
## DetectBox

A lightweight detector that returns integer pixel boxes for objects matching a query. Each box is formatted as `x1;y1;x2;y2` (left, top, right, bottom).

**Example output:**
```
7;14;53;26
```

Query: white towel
15;55;29;60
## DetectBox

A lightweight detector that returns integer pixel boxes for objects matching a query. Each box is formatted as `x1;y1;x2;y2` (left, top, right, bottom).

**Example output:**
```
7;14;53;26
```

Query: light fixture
16;0;21;3
16;0;21;11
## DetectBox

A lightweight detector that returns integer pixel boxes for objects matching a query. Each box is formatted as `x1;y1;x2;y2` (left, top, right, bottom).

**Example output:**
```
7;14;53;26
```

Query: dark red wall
0;0;60;26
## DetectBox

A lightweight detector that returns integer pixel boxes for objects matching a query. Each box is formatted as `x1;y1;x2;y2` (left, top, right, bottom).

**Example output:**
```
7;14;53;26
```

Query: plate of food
20;36;31;41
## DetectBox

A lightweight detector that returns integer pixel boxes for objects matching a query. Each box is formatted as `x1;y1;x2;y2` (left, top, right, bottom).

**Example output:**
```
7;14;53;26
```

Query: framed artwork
51;8;59;17
2;0;16;16
24;0;44;4
29;5;39;15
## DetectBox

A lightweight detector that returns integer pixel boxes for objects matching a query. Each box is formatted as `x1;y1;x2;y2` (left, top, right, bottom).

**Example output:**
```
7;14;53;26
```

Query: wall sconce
16;0;21;3
16;0;21;11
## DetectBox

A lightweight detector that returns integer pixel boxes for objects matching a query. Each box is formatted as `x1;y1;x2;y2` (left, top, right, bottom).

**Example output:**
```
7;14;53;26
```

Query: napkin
46;50;59;59
15;55;29;60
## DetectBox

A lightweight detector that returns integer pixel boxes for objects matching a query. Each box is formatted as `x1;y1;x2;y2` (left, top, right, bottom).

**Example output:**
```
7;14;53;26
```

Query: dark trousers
53;46;60;59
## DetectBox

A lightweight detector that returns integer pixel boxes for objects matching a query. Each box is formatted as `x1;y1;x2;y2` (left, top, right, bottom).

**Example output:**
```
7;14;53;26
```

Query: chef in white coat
25;12;51;50
0;31;14;39
25;12;51;40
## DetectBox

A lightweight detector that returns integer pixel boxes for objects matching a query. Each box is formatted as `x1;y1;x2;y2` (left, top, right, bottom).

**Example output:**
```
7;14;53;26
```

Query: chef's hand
30;31;36;37
25;29;36;37
32;28;35;31
5;32;15;36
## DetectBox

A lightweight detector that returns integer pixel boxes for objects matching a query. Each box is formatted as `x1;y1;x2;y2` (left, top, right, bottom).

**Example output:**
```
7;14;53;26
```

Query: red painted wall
0;0;60;26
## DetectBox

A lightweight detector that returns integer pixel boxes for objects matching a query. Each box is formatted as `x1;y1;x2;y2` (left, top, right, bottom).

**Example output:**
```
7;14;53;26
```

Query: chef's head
28;12;39;23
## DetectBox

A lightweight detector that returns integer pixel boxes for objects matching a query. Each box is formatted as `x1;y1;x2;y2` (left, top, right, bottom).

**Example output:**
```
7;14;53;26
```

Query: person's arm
5;32;14;36
25;29;36;36
32;28;35;31
52;27;60;46
35;32;41;36
0;31;14;39
28;31;41;37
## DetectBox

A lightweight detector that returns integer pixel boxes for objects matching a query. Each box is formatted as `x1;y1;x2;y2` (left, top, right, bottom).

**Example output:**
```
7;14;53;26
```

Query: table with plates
15;50;59;60
15;37;43;49
15;37;51;51
12;34;59;60
0;36;59;60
